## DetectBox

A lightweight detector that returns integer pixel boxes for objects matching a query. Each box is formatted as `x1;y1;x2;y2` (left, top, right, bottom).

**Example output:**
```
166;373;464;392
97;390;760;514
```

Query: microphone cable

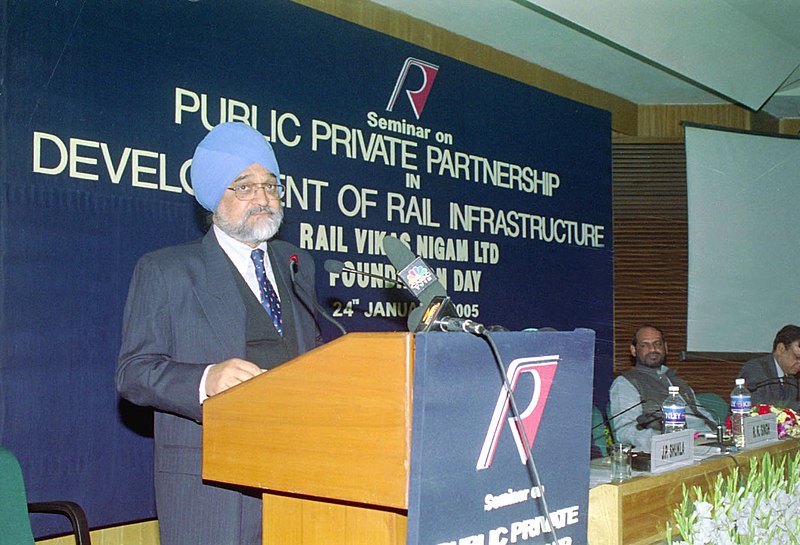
478;329;560;545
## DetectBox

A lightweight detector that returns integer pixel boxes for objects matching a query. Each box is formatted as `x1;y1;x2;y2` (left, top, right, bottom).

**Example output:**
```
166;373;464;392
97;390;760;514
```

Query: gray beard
214;205;284;244
637;353;666;369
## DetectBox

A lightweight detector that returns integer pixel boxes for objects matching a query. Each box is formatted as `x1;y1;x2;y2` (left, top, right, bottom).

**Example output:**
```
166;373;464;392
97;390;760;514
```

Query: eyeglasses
636;340;664;351
227;182;285;200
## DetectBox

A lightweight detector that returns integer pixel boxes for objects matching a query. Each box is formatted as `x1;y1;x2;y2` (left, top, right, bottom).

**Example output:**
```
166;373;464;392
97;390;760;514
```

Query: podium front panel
203;332;414;509
407;330;595;545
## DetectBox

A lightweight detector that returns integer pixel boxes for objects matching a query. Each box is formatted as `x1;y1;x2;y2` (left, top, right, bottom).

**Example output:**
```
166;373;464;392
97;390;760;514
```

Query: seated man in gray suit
116;122;323;545
739;324;800;411
609;325;717;452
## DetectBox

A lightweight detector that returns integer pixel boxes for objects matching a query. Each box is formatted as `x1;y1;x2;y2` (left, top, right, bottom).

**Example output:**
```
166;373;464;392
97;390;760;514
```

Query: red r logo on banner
386;57;439;120
476;356;560;470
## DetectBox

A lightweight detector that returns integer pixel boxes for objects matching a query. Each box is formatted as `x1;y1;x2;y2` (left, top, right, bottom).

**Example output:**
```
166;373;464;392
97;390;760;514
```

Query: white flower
694;500;713;519
735;514;750;536
670;453;800;544
712;533;735;545
692;517;716;542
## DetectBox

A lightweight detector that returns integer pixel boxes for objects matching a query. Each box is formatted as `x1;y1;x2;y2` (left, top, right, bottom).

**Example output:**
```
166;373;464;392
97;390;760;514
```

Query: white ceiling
369;0;800;119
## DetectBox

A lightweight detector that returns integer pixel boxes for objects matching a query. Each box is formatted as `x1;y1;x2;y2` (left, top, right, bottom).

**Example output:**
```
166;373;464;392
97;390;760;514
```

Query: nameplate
743;413;778;447
649;429;694;473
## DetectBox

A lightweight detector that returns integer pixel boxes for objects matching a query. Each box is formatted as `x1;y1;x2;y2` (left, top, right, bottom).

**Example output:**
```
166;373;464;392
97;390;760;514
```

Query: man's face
775;340;800;376
630;327;667;369
213;163;283;246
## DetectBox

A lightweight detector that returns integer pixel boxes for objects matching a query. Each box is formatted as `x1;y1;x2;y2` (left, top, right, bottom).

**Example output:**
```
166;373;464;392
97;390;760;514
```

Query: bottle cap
735;378;745;385
668;385;679;393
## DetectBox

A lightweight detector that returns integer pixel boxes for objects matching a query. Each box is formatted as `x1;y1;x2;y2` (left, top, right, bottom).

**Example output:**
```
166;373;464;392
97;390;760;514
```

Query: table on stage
587;439;800;545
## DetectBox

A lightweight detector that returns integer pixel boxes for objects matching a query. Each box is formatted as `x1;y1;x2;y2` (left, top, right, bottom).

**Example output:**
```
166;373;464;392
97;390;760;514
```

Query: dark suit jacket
116;229;321;545
739;354;800;411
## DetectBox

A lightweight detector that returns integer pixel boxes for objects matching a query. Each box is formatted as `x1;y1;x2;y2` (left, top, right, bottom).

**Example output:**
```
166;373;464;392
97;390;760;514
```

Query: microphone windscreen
324;259;345;274
382;236;416;270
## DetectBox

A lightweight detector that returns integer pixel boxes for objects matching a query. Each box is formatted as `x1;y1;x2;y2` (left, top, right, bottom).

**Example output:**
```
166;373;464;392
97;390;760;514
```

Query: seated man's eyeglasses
227;182;285;200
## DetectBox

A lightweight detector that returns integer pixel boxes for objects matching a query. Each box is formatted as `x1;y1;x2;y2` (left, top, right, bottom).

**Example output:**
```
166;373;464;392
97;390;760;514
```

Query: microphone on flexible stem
636;410;663;431
621;400;727;447
750;377;800;394
686;402;728;449
592;400;646;432
288;255;347;336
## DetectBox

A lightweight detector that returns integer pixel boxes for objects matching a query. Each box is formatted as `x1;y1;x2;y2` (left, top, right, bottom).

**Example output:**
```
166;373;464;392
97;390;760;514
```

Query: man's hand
205;358;265;397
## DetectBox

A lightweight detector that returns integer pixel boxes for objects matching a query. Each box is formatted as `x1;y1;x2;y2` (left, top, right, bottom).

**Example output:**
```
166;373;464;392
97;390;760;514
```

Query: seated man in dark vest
609;325;717;452
739;324;800;411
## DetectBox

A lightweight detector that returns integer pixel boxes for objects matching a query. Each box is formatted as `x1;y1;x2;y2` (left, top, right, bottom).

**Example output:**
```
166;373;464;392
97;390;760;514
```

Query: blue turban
190;122;280;211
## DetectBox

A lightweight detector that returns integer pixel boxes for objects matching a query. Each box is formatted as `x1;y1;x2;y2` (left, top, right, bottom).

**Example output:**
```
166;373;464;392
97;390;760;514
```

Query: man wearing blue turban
116;122;323;545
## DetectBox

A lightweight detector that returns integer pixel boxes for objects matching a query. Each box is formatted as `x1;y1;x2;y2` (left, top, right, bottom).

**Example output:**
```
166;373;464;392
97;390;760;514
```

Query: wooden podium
202;332;414;545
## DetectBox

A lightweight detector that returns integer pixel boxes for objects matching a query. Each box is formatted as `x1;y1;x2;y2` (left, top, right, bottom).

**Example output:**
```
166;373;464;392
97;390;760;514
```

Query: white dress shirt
198;225;279;403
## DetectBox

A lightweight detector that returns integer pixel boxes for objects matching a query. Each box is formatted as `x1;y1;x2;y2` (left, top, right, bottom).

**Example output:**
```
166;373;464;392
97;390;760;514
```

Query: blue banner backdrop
2;0;612;536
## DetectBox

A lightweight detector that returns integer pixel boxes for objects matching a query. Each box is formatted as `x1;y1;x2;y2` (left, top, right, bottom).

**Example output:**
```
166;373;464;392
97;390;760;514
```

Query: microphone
748;377;799;395
436;316;486;335
288;255;347;336
687;402;727;449
591;400;646;432
598;397;728;454
323;259;406;288
634;402;719;433
594;400;663;433
382;236;447;298
631;400;724;443
636;410;663;431
382;236;447;331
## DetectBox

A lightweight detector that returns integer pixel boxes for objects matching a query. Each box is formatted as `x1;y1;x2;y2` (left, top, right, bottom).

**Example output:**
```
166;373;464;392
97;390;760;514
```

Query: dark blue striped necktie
250;249;283;336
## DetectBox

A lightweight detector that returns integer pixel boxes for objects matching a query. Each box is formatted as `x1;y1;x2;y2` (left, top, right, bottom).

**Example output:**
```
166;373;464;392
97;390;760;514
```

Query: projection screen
685;124;800;354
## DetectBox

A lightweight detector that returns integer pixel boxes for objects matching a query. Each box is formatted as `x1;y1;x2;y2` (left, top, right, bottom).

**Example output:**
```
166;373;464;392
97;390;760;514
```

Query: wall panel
612;136;741;398
636;104;753;137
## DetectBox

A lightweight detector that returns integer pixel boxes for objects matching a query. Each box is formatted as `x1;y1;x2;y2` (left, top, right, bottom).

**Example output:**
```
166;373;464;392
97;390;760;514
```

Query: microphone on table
630;402;720;436
748;377;800;398
636;409;663;431
686;401;728;448
592;400;647;432
626;399;726;446
289;255;347;337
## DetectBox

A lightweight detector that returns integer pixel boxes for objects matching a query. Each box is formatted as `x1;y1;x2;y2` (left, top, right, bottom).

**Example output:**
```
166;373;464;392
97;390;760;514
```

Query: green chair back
695;392;730;424
0;447;36;545
591;404;609;456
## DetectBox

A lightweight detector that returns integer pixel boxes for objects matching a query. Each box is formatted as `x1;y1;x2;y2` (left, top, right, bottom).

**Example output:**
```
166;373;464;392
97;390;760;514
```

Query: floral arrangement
667;451;800;544
751;404;800;439
725;405;800;440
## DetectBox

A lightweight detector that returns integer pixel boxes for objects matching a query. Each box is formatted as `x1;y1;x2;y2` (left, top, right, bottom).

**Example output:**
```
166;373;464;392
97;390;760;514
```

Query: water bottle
730;378;751;448
661;386;687;433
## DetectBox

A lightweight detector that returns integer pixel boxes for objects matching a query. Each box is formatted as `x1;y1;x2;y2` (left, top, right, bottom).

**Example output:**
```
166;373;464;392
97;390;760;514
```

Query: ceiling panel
370;0;800;118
